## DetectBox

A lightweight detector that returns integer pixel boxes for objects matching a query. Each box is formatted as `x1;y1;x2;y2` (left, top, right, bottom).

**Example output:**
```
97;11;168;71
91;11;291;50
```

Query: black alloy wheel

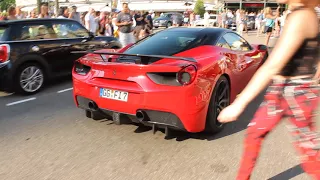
14;63;45;95
205;76;230;133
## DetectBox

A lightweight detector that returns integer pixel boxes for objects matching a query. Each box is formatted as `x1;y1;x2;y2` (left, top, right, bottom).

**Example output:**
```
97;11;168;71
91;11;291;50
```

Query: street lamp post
55;0;59;16
37;0;41;13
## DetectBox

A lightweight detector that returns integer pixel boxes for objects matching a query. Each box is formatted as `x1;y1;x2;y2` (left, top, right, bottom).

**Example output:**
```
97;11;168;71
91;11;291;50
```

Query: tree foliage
194;0;205;17
0;0;15;12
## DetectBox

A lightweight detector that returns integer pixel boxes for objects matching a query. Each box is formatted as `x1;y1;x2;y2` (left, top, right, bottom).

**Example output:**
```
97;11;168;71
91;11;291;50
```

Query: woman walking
264;7;280;46
218;0;320;179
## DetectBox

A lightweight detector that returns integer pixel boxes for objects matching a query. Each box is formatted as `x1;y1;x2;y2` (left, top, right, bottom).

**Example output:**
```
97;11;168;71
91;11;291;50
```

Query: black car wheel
205;76;230;133
14;63;45;95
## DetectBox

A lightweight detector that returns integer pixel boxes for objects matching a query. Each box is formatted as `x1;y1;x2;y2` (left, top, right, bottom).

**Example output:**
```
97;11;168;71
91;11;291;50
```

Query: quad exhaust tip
88;101;98;111
136;110;149;121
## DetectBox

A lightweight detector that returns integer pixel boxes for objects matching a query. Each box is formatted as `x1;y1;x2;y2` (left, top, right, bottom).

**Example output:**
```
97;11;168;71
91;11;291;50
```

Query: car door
52;20;118;68
222;33;257;89
215;36;243;94
10;22;75;76
52;20;96;71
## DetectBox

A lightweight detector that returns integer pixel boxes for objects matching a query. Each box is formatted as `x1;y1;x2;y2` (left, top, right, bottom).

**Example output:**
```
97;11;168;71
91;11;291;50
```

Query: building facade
221;0;285;12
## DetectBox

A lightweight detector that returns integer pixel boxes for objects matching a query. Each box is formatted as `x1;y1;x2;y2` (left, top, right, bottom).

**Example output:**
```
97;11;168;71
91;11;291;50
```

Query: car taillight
0;44;10;63
74;61;91;75
177;64;197;86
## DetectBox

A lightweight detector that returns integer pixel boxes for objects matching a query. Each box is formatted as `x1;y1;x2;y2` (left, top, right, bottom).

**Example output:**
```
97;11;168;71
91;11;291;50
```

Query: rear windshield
124;31;202;56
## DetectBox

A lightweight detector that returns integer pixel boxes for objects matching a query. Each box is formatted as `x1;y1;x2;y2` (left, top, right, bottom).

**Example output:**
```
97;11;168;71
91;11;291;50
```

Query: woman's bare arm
233;10;318;108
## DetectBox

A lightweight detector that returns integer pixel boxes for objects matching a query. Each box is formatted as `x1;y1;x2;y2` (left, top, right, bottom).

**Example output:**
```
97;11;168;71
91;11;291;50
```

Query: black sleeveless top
279;7;320;77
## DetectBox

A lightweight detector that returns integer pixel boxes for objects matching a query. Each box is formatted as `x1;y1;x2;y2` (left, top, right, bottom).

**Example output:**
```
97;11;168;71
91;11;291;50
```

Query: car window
124;31;202;57
209;16;217;20
53;21;89;39
13;24;57;41
223;33;252;51
0;26;8;41
164;14;172;18
216;37;230;49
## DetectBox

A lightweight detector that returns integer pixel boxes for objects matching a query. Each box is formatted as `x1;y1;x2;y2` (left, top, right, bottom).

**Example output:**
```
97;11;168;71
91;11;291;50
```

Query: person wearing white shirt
315;5;320;18
204;11;210;27
57;7;68;18
85;8;96;34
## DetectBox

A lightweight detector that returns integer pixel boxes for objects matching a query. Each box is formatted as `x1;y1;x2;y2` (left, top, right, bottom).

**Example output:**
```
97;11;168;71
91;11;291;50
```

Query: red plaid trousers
237;78;320;180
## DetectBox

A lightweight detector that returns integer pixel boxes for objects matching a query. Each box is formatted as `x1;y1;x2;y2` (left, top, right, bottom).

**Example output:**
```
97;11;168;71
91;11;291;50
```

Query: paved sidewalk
242;31;278;47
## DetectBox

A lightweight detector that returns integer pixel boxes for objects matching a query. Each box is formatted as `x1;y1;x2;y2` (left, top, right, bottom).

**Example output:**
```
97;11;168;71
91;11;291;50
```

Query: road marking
6;97;36;106
57;88;73;93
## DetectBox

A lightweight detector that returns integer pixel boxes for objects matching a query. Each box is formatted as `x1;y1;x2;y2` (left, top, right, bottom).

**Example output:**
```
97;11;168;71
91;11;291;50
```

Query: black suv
0;18;121;94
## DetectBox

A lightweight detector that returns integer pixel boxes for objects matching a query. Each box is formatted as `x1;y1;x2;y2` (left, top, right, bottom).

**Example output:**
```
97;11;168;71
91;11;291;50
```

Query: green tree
0;0;15;12
194;0;205;17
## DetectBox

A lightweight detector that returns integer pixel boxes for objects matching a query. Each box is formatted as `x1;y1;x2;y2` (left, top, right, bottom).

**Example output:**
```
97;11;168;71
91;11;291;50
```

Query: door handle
60;44;72;47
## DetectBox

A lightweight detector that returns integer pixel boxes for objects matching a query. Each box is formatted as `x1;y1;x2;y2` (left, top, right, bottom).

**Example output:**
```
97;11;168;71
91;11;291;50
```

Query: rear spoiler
71;50;197;64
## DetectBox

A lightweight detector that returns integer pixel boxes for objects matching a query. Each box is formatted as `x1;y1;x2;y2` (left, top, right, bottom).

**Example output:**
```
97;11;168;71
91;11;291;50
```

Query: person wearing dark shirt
115;3;135;46
133;11;144;40
218;0;320;179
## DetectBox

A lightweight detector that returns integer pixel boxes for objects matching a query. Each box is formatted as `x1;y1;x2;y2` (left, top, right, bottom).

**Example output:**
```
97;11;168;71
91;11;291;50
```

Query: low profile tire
205;76;230;133
14;63;45;95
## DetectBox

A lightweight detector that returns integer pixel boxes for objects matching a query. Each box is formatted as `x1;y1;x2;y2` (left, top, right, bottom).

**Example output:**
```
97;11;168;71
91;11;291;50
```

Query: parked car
72;27;269;135
194;14;218;27
246;15;256;30
226;17;237;31
153;13;183;28
0;18;121;94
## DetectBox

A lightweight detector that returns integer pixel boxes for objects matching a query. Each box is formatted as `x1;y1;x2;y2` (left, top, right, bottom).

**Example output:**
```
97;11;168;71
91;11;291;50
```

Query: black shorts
264;26;273;33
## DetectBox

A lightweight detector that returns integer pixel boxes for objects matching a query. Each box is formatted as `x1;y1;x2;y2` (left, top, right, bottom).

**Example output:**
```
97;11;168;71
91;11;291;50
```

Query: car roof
0;18;78;25
162;27;230;37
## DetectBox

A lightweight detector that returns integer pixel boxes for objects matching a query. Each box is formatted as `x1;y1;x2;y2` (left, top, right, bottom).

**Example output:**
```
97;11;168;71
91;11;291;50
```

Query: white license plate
100;88;128;102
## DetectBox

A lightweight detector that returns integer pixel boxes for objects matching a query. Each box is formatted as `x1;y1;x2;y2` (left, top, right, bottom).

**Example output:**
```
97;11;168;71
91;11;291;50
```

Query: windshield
124;31;201;56
163;14;172;18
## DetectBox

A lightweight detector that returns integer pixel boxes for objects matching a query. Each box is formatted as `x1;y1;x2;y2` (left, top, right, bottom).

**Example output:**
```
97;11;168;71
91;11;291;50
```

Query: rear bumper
0;61;13;92
76;96;186;130
72;74;211;133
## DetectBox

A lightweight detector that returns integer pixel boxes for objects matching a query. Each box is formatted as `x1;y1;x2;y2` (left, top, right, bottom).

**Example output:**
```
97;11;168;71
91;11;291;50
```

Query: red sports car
72;27;268;135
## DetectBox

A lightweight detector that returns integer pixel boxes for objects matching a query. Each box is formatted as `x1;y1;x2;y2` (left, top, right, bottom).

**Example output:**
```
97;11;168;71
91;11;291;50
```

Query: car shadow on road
131;88;267;142
0;75;72;99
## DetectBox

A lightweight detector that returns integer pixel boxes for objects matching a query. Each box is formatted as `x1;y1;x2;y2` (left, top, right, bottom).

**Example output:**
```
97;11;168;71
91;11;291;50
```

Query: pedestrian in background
85;8;96;35
15;6;24;19
218;0;320;179
115;3;135;47
68;6;81;23
264;7;280;46
256;10;264;36
38;4;50;18
6;6;17;20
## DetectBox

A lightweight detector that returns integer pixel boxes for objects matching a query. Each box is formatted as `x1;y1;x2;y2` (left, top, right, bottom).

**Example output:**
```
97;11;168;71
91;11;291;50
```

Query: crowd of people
214;4;320;46
1;3;319;48
0;3;155;47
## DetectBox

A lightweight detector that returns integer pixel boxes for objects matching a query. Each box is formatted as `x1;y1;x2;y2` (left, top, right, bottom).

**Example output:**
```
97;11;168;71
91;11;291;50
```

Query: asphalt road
0;32;312;180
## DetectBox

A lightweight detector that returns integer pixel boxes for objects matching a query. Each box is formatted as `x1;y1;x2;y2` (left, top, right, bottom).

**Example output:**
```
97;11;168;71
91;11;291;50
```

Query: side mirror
257;44;268;51
88;32;95;39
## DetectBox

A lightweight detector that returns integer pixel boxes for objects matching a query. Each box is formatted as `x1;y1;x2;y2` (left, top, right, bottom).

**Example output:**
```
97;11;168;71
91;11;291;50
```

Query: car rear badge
112;70;116;75
31;46;40;52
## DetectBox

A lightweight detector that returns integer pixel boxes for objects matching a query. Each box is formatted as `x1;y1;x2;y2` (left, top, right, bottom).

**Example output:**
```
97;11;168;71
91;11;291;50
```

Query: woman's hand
218;103;245;123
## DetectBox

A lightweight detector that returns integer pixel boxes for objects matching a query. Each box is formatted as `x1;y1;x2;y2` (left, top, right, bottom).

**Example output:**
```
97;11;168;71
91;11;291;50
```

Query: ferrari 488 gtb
72;27;268;134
